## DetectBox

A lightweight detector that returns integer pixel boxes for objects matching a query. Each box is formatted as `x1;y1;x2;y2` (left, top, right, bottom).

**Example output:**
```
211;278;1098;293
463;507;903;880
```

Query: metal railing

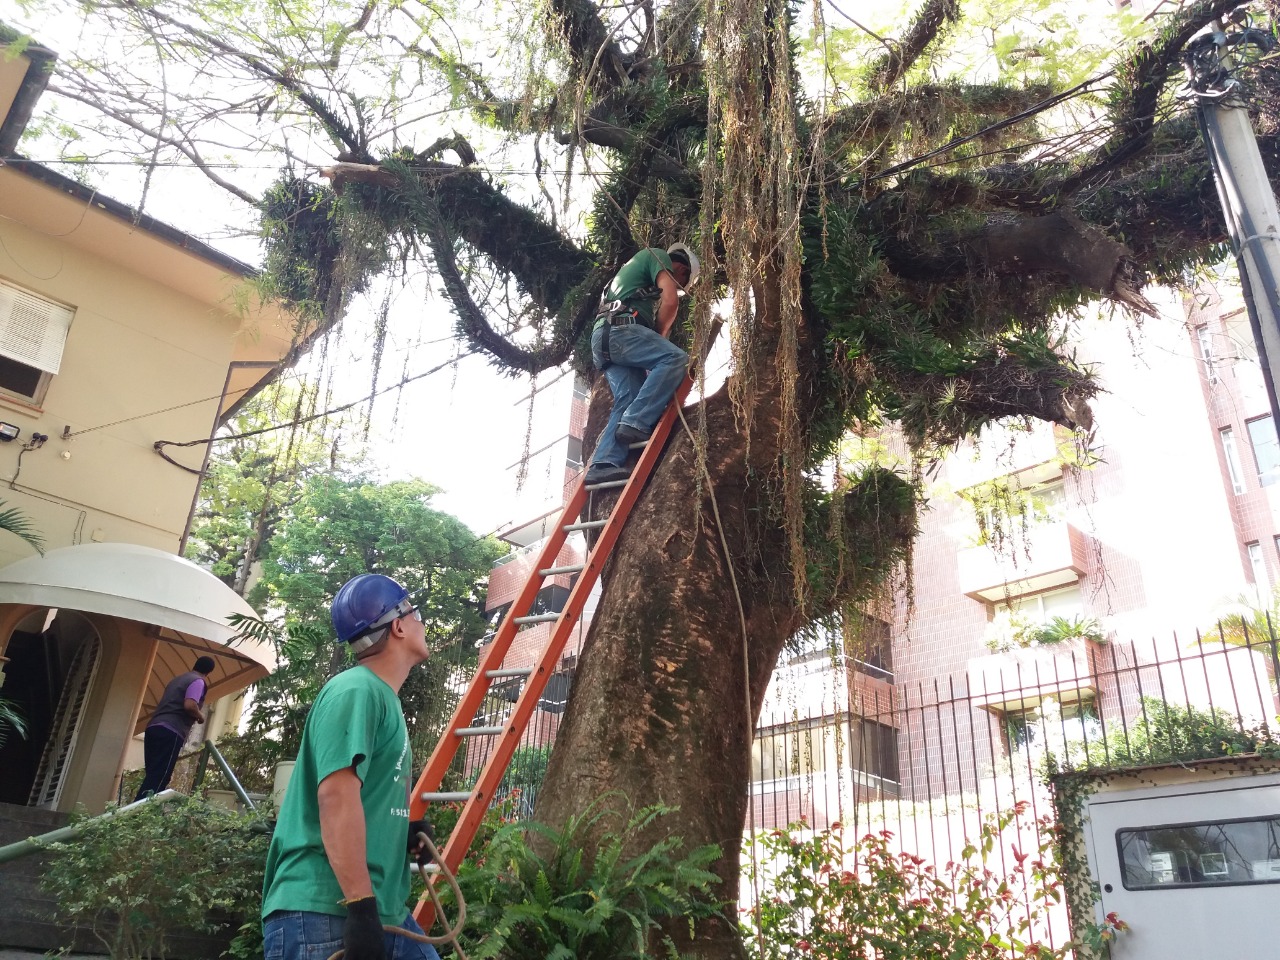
0;789;183;864
0;739;260;865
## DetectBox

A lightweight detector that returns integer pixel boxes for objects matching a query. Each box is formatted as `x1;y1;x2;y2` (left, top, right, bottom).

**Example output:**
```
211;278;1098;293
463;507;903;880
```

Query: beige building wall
0;206;270;564
0;42;295;812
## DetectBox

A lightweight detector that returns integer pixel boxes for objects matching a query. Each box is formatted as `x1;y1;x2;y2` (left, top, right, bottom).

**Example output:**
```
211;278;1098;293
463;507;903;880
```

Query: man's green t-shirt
603;247;674;327
261;666;413;925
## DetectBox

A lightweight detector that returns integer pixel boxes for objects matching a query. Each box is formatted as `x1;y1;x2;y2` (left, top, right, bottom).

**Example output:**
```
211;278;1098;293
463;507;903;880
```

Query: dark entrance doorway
0;611;101;806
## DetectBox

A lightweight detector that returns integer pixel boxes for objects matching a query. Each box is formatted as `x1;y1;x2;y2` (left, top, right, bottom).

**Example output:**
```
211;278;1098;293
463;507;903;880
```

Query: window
1221;427;1246;494
1118;816;1280;889
1247;416;1280;487
849;614;894;680
996;584;1084;622
0;279;75;405
751;726;832;782
1248;541;1268;590
1196;324;1217;383
1004;698;1100;754
851;719;900;783
565;435;583;467
751;722;898;784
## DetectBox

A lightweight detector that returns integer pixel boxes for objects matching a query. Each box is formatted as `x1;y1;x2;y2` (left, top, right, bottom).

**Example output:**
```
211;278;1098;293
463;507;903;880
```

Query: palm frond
0;697;28;748
0;501;44;554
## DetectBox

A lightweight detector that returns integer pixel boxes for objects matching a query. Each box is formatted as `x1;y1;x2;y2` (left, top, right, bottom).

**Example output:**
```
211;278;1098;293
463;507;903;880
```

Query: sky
5;2;598;539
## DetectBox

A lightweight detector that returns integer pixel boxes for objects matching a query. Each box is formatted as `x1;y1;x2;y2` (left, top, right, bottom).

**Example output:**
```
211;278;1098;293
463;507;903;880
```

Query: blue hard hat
331;574;411;644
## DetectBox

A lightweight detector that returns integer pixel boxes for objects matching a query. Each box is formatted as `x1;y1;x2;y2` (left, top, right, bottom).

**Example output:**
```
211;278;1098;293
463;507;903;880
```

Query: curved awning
0;543;275;720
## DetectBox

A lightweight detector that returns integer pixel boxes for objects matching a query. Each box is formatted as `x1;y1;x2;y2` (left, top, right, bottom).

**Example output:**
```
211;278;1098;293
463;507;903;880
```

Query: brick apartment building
848;281;1280;802
469;277;1280;820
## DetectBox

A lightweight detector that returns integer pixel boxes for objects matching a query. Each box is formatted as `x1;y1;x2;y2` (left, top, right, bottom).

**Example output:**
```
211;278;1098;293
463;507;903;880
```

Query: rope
674;400;764;957
326;831;468;960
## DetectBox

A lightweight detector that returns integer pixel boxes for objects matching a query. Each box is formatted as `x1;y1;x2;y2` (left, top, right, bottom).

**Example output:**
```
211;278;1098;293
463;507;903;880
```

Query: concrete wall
0;210;248;563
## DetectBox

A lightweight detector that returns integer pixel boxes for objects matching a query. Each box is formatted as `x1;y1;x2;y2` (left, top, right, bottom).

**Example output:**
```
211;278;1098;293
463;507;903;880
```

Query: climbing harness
595;300;642;369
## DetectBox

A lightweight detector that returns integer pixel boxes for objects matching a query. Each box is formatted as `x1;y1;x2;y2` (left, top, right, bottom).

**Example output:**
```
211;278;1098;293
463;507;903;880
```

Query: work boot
615;423;651;446
585;463;631;485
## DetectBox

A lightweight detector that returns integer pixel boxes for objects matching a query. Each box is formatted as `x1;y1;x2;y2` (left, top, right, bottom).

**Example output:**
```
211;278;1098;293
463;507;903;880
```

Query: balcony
947;420;1066;490
486;539;584;611
957;519;1089;602
967;638;1105;711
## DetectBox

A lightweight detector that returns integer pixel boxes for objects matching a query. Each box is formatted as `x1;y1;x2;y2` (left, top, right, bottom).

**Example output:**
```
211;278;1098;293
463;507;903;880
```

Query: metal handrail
0;788;182;864
202;738;256;811
0;740;259;866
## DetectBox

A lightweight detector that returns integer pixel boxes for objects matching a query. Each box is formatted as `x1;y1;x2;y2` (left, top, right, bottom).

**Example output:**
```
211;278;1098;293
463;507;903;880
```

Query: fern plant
0;696;26;747
441;799;723;959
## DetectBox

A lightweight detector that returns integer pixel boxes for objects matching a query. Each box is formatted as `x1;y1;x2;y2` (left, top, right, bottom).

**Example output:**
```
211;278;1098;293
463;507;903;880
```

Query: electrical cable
153;349;477;458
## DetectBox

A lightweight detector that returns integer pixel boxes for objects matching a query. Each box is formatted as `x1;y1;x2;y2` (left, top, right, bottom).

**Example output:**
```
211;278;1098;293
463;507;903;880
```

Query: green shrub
431;799;722;959
41;794;270;960
1073;697;1280;770
742;803;1125;959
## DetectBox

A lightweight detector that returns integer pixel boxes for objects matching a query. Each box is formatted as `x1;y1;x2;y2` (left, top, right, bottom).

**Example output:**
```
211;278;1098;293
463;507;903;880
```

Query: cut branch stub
972;211;1157;316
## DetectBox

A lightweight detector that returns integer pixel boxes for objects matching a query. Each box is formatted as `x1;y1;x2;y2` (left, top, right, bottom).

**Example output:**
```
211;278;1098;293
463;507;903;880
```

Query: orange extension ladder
408;373;695;923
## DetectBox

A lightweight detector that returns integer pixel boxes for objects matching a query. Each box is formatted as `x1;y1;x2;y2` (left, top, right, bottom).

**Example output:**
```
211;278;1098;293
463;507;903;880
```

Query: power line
154;348;479;461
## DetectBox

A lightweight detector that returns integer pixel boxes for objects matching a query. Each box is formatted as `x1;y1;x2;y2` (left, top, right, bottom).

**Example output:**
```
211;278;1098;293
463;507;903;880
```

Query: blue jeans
263;910;442;960
590;321;688;470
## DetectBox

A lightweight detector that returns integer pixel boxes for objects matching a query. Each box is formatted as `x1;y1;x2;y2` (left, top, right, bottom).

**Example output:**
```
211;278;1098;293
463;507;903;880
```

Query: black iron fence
741;626;1279;950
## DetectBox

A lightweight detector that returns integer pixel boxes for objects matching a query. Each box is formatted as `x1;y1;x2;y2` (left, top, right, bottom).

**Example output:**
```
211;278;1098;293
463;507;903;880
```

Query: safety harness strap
595;299;646;370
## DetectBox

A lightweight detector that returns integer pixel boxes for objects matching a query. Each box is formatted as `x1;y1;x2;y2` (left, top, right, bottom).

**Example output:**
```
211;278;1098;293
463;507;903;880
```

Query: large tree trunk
535;342;794;960
530;267;919;958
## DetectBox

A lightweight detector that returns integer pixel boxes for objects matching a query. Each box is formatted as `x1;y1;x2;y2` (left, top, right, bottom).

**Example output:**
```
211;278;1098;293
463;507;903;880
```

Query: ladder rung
411;863;441;874
564;520;607;531
627;439;648;449
455;726;505;737
585;479;629;491
514;613;559;624
421;791;473;802
485;667;533;678
539;564;585;576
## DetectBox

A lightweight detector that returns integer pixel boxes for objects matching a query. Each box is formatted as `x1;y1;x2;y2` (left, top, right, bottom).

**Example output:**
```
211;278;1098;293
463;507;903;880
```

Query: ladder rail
410;374;694;923
408;482;589;820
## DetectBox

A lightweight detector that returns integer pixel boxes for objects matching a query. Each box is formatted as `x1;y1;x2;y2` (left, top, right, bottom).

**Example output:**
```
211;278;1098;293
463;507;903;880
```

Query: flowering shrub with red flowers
741;803;1121;959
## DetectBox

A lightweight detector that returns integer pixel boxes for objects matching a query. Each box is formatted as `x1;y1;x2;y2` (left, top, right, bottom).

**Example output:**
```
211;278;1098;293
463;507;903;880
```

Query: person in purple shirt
133;655;214;801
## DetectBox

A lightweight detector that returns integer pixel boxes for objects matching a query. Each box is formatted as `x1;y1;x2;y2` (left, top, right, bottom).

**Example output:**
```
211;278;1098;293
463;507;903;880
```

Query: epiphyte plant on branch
15;0;1280;954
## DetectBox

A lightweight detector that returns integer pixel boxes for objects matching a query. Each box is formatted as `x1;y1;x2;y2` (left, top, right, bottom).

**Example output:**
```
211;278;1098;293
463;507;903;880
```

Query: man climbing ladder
407;247;701;916
585;242;700;485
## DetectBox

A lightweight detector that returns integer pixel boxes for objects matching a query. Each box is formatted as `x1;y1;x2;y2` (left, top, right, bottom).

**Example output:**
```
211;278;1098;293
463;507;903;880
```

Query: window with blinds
0;278;75;404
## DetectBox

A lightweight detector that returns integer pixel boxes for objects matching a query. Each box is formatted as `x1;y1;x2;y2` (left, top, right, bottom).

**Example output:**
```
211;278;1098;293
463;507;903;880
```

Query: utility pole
1186;18;1280;428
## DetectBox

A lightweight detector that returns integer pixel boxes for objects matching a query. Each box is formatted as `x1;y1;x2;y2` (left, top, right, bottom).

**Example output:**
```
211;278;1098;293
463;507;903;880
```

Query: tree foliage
184;384;358;593
242;473;504;758
15;0;1280;952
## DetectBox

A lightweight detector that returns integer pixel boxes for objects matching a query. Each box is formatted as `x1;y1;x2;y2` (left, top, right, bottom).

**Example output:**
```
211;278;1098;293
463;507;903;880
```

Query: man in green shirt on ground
262;574;440;960
585;243;699;485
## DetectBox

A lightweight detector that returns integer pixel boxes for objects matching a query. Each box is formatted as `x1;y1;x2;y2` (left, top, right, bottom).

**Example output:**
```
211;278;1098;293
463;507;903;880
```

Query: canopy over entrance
0;543;274;728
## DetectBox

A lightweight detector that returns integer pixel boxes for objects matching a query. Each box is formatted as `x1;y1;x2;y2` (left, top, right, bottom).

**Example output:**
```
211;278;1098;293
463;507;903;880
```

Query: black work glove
407;818;435;866
342;896;385;960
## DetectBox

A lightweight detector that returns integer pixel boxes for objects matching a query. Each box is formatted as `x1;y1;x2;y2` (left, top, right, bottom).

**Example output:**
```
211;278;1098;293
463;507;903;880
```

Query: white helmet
667;243;700;290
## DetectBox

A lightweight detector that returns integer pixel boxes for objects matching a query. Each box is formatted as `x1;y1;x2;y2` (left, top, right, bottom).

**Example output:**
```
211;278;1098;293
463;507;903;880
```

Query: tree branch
866;0;962;93
885;345;1099;447
117;0;365;156
1058;0;1249;196
422;217;609;373
871;205;1156;315
549;0;635;96
824;82;1055;169
323;157;596;312
46;82;260;206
